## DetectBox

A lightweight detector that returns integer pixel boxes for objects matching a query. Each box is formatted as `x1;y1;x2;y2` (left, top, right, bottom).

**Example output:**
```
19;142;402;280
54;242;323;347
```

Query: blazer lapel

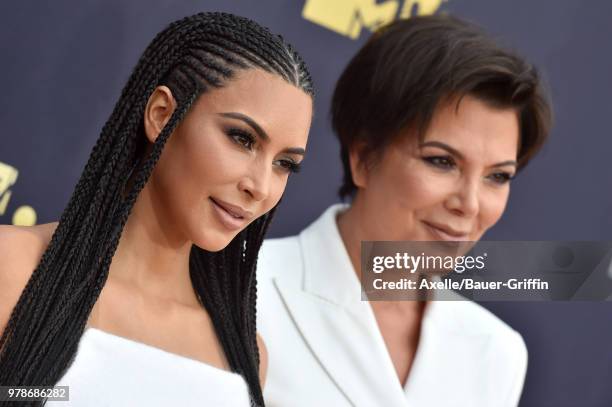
273;205;409;407
403;298;493;405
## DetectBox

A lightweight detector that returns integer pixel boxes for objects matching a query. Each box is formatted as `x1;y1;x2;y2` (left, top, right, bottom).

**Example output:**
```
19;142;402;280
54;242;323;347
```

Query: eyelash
423;156;455;169
275;159;302;174
226;128;301;174
422;156;514;185
227;128;255;150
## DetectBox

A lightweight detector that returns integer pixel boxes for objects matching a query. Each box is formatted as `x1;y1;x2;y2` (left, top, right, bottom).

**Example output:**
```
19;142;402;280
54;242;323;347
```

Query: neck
336;198;367;282
108;181;198;307
336;195;424;314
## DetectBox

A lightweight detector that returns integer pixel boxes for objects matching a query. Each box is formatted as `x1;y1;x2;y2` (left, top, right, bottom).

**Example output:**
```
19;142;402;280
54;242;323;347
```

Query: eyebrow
219;111;306;156
419;141;517;168
283;147;306;156
220;112;269;141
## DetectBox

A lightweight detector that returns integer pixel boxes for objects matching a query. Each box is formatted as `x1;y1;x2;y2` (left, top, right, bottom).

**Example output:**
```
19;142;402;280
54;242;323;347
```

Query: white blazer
257;204;528;407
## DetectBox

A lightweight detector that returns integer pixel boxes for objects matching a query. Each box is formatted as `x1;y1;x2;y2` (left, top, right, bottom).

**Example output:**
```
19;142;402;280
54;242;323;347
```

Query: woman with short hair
258;14;551;407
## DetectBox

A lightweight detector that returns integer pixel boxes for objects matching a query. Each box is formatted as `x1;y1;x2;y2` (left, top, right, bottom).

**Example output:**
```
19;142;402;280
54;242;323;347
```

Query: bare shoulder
0;222;59;334
0;222;58;270
256;332;268;388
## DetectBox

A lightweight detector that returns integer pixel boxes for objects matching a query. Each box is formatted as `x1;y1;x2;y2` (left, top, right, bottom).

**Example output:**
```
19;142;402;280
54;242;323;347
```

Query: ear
143;86;177;144
348;141;370;189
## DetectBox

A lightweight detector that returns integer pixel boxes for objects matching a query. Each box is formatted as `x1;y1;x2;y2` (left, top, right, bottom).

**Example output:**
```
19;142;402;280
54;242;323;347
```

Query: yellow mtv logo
303;0;445;39
0;161;37;225
0;161;18;216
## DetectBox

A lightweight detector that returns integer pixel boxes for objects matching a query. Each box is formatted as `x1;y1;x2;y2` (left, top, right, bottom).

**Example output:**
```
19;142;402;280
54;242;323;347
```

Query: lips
209;197;252;231
422;221;470;241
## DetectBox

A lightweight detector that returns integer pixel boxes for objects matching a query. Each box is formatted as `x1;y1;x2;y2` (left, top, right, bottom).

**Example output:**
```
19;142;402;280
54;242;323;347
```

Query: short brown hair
331;14;552;199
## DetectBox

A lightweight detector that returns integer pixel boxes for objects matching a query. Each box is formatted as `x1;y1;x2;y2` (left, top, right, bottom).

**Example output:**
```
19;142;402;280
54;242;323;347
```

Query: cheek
157;140;214;204
362;159;452;238
178;129;255;197
153;130;249;220
389;160;455;211
183;132;239;181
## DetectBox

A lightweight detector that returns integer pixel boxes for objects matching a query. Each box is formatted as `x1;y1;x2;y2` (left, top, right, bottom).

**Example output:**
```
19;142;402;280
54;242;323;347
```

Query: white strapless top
47;328;251;406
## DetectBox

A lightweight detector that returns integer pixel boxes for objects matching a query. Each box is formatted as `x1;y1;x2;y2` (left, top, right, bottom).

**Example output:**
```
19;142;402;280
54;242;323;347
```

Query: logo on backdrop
0;161;37;226
302;0;445;39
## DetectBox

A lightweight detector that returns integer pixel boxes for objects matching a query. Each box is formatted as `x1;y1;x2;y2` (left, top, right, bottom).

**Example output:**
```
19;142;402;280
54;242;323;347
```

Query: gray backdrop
1;1;611;406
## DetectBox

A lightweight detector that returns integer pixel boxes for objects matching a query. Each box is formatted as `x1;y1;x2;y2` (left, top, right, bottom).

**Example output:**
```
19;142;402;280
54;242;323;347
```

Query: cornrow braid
0;11;313;407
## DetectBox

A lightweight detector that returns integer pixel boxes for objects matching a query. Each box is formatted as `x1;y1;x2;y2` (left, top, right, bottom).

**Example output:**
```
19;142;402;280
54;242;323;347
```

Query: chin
194;232;237;253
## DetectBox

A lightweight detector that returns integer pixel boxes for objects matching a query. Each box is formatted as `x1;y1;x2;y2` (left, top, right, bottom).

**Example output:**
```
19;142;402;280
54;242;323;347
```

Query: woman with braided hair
0;11;313;406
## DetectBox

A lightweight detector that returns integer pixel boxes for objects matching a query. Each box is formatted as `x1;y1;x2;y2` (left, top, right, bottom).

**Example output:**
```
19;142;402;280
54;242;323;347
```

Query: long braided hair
0;12;313;406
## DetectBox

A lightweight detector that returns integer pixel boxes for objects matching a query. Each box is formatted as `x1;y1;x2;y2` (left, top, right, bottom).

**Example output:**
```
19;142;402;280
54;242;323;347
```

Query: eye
274;159;302;174
423;155;456;169
487;172;514;185
227;128;255;150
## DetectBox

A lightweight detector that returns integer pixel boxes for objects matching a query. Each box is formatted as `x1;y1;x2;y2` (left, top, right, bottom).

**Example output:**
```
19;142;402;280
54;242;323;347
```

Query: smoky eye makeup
487;171;515;185
421;151;516;184
274;157;302;174
220;113;305;173
224;125;303;174
422;155;457;170
225;127;256;150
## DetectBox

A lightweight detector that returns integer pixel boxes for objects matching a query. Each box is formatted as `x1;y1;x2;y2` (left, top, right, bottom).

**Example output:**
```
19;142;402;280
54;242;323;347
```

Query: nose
445;176;480;218
238;159;271;202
